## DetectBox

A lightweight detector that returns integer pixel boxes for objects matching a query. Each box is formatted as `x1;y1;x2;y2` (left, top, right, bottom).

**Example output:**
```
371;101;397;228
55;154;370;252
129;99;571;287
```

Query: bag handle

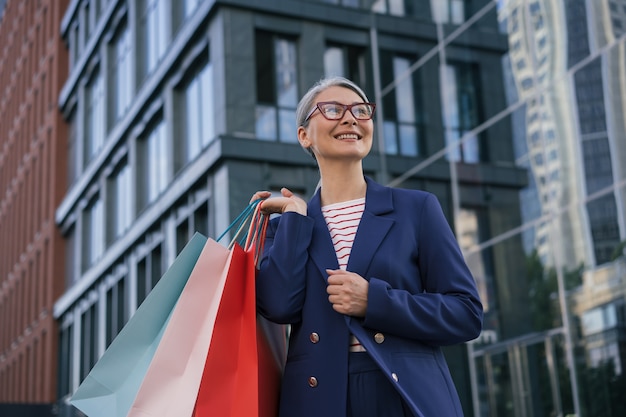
216;199;268;263
216;200;259;246
244;201;269;266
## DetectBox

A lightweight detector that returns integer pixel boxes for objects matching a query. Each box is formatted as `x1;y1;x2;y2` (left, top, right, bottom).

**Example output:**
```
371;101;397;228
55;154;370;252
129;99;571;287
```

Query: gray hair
296;76;370;159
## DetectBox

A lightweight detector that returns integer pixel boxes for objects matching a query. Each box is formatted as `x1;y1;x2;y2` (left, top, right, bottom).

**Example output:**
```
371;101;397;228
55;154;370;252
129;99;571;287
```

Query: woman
251;76;482;417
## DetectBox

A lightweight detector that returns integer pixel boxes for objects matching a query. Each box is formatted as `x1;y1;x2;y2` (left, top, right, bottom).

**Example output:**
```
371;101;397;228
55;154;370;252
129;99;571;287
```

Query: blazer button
309;332;320;343
391;372;399;382
374;332;385;344
308;376;318;388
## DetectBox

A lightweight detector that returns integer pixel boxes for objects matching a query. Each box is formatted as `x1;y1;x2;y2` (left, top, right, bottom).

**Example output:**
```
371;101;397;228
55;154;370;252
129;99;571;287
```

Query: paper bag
127;238;230;416
70;233;208;417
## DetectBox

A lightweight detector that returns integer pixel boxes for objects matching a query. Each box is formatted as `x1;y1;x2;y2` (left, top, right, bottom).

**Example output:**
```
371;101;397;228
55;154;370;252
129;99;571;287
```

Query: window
372;0;406;16
83;2;92;39
380;53;422;156
64;225;77;288
324;45;367;87
67;109;78;184
136;244;163;306
587;195;620;265
431;0;467;23
113;24;132;120
184;62;215;162
321;0;359;7
589;342;622;375
141;0;168;76
582;137;613;194
193;201;209;237
184;0;201;17
175;189;209;254
57;324;73;397
457;207;494;314
255;32;298;143
582;304;618;336
85;71;105;162
139;121;168;207
96;0;108;14
111;162;132;238
80;303;98;381
443;62;483;163
105;277;126;347
69;22;80;69
84;196;104;270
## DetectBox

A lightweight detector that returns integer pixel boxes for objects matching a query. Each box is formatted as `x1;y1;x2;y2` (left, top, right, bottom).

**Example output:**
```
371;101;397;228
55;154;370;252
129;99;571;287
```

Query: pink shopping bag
127;237;231;417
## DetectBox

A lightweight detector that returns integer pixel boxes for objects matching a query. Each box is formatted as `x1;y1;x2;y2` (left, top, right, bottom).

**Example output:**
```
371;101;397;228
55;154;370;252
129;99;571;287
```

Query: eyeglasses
304;101;376;123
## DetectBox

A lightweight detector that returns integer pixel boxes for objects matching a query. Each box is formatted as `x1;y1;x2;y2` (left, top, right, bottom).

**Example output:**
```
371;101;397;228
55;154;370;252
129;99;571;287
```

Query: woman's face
298;86;374;163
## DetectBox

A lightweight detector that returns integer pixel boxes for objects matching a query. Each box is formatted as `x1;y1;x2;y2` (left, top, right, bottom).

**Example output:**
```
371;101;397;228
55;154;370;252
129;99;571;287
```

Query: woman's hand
250;188;308;216
326;269;369;317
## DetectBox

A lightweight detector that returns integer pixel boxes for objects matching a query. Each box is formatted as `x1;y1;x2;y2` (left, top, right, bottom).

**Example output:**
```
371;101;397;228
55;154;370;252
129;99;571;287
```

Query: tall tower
0;0;69;408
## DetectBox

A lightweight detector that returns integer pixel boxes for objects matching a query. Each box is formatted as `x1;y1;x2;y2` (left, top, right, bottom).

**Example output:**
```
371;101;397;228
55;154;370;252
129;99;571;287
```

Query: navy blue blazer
256;177;483;417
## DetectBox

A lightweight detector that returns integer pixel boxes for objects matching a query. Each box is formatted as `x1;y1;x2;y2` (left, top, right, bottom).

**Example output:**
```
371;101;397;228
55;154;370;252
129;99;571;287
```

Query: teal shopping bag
70;233;208;417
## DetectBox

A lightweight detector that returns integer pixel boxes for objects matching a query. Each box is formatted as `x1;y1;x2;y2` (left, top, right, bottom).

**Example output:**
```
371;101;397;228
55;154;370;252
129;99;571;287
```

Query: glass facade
435;1;626;415
51;1;626;416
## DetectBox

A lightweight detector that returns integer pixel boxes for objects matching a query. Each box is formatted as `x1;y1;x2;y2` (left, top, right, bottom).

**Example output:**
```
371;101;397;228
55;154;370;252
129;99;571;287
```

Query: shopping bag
70;233;208;417
127;237;230;416
193;202;286;417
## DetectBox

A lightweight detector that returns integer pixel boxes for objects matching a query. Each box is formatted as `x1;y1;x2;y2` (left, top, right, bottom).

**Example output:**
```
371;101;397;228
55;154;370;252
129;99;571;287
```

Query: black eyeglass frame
304;101;376;123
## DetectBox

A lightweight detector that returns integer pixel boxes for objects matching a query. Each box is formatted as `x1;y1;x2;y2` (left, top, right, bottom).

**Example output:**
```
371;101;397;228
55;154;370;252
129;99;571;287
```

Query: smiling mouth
335;133;360;140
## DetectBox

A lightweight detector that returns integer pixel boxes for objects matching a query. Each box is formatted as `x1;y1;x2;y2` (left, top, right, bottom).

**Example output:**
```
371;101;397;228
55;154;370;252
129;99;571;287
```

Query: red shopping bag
193;205;285;417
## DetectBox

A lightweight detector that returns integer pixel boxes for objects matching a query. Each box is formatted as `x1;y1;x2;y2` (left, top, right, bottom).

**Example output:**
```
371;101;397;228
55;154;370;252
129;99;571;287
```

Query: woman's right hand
250;188;308;216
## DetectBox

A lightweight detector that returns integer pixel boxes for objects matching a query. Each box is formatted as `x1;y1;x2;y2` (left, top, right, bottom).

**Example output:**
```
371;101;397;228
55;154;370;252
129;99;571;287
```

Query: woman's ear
297;126;310;148
297;126;317;160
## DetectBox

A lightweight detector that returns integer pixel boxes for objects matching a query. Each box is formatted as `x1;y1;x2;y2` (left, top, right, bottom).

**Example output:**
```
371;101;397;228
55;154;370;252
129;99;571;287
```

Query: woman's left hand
249;188;308;216
326;269;369;317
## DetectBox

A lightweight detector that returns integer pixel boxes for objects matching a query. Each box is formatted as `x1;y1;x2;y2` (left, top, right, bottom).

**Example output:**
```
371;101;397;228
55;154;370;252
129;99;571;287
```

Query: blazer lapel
346;177;394;278
307;177;395;282
307;191;340;280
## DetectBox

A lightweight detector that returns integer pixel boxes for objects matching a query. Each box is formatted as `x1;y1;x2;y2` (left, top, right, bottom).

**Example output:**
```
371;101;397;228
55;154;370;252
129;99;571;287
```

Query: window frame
380;51;423;157
255;31;299;143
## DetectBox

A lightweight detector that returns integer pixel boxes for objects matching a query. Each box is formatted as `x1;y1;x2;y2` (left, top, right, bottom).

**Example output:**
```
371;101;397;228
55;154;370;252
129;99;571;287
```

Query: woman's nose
340;110;358;124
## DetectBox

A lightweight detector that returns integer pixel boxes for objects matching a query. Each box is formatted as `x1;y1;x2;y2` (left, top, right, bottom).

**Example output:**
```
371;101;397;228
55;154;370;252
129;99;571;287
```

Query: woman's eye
324;106;342;116
354;107;368;117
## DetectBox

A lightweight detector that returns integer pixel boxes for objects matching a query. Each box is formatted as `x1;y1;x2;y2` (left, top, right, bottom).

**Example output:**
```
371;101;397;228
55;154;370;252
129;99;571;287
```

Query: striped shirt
322;198;365;270
322;198;367;352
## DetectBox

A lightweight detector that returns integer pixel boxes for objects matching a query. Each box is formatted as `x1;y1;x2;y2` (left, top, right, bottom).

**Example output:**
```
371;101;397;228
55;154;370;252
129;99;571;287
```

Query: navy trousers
347;352;415;417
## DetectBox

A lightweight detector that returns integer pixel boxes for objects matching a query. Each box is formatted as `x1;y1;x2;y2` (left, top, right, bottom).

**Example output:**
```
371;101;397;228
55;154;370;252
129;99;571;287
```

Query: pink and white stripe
322;198;365;270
